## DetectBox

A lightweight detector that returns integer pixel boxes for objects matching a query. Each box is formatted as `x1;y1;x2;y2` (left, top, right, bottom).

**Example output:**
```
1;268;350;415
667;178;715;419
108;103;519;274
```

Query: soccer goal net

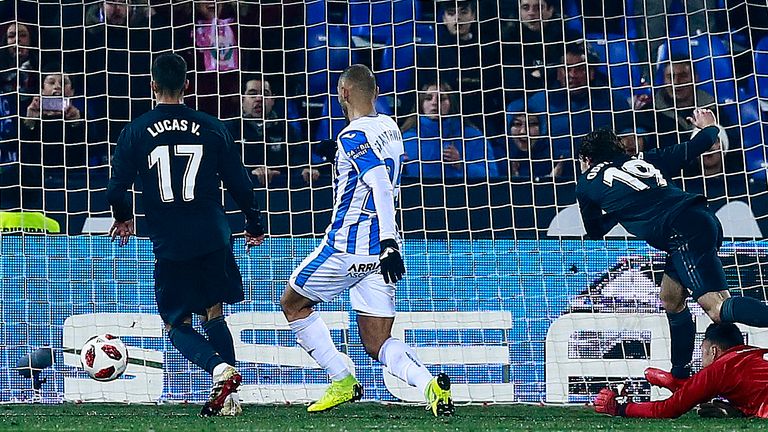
1;0;768;405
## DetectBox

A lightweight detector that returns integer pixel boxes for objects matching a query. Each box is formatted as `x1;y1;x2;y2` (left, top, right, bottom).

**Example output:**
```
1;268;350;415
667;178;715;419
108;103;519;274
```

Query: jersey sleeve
338;130;384;175
106;125;137;222
624;362;725;418
576;183;617;239
216;124;262;233
640;125;719;175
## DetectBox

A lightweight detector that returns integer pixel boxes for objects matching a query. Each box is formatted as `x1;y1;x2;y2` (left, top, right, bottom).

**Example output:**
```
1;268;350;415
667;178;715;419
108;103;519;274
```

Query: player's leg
155;256;229;376
352;278;454;417
200;247;243;368
201;304;241;416
165;317;227;375
673;209;768;327
156;251;242;416
281;285;353;381
282;246;361;412
659;269;696;380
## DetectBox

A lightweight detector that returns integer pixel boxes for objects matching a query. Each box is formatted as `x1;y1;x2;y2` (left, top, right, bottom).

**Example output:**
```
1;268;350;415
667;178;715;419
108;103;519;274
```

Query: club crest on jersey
347;262;380;278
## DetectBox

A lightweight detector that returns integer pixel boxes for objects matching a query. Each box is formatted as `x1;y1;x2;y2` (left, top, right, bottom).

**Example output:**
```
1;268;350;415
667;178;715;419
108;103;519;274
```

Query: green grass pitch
1;403;766;432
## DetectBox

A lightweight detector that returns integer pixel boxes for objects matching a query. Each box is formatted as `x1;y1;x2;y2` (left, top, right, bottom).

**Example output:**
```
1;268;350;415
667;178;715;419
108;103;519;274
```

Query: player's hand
687;108;717;129
109;219;134;247
244;231;265;252
379;239;405;284
64;104;81;120
244;218;265;253
251;167;281;186
594;388;623;416
442;144;461;163
26;96;40;119
301;168;320;184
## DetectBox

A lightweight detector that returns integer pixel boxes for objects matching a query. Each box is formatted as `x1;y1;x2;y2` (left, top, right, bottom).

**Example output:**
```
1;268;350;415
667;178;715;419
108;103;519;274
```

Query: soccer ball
80;334;129;382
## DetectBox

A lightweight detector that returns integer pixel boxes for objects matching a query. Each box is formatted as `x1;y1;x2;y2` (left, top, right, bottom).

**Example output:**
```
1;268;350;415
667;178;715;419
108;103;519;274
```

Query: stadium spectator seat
306;24;351;96
314;95;394;142
655;33;736;103
377;23;433;100
564;0;641;41
756;36;768;105
587;39;643;89
348;0;422;45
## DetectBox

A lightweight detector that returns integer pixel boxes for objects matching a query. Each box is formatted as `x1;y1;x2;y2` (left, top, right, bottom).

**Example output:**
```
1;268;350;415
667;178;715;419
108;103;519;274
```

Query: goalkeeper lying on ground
595;322;768;418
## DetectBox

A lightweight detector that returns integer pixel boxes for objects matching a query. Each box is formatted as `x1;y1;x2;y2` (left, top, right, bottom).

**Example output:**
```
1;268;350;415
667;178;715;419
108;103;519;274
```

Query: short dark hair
562;41;599;66
151;53;187;97
442;0;477;14
339;64;377;99
704;323;744;351
579;128;625;163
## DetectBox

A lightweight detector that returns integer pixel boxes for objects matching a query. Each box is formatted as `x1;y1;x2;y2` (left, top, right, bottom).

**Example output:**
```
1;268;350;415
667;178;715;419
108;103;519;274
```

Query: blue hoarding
1;236;766;403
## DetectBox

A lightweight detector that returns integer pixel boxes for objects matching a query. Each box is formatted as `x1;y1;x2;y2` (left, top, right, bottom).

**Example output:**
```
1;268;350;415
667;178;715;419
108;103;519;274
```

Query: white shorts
288;244;396;317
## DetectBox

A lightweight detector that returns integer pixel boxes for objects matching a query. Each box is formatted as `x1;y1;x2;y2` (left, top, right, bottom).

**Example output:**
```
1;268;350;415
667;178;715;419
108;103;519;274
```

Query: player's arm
340;130;405;284
641;109;719;174
577;190;617;240
217;125;265;246
596;364;723;418
106;125;137;246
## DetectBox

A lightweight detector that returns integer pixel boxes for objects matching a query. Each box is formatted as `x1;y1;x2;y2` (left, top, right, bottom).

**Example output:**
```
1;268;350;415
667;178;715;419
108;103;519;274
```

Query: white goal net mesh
1;0;768;404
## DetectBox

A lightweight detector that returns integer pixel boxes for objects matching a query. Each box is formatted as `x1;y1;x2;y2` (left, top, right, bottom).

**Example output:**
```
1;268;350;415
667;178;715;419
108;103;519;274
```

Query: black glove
379;239;405;284
313;139;338;162
697;399;745;418
245;216;265;238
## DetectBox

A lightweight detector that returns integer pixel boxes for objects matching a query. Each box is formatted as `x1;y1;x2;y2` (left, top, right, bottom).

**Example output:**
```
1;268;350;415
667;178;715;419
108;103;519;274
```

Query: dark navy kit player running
106;53;264;417
577;108;768;384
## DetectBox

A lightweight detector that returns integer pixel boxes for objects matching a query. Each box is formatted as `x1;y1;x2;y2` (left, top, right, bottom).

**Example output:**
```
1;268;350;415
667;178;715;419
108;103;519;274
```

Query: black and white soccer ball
80;334;128;382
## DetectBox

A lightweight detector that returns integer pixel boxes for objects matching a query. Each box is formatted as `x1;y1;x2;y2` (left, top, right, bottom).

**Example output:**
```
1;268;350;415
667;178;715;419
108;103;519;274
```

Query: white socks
212;362;229;379
289;312;351;381
378;337;433;397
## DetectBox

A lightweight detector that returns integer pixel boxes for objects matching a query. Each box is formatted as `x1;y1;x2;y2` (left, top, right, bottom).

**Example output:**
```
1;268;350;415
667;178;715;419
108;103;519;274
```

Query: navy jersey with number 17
576;126;720;250
107;104;260;261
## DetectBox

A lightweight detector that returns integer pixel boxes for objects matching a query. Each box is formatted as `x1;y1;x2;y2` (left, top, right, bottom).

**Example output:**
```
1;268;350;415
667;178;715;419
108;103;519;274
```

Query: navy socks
720;296;768;327
666;307;695;379
168;324;224;375
203;316;237;366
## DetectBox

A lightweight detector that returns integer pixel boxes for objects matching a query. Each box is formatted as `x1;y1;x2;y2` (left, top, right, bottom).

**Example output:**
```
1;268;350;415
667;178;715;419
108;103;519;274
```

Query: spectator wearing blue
514;42;633;177
502;112;554;181
401;81;498;181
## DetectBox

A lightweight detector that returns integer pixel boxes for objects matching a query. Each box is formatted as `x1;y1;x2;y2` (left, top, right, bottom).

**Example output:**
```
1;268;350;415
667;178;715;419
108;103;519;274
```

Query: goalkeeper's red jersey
626;345;768;418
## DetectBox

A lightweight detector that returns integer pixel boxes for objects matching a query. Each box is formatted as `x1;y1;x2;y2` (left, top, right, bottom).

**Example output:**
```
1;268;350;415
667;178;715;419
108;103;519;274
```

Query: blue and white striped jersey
323;113;404;255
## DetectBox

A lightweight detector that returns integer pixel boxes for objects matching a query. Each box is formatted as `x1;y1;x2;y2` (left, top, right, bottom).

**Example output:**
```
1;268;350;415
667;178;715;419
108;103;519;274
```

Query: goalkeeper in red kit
595;322;768;418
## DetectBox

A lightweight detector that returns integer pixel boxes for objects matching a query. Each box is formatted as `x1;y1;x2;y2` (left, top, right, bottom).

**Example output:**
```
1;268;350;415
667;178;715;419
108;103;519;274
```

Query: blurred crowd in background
0;0;767;236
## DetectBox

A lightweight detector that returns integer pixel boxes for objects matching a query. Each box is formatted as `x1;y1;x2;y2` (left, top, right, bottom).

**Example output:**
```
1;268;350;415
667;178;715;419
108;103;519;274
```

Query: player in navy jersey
106;53;264;417
595;322;768;418
279;65;454;416
577;108;768;384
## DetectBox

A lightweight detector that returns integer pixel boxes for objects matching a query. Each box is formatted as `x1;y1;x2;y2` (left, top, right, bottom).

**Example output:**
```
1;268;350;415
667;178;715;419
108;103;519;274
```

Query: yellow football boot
425;373;455;417
307;375;363;413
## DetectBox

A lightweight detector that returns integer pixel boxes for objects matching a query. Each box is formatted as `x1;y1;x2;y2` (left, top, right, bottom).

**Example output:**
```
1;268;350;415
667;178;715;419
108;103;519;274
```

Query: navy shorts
154;247;244;326
664;206;726;299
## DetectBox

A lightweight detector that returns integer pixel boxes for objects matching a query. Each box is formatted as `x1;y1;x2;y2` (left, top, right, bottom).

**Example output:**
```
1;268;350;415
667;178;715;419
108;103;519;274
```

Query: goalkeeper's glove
594;388;626;417
697;399;745;418
379;239;405;284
